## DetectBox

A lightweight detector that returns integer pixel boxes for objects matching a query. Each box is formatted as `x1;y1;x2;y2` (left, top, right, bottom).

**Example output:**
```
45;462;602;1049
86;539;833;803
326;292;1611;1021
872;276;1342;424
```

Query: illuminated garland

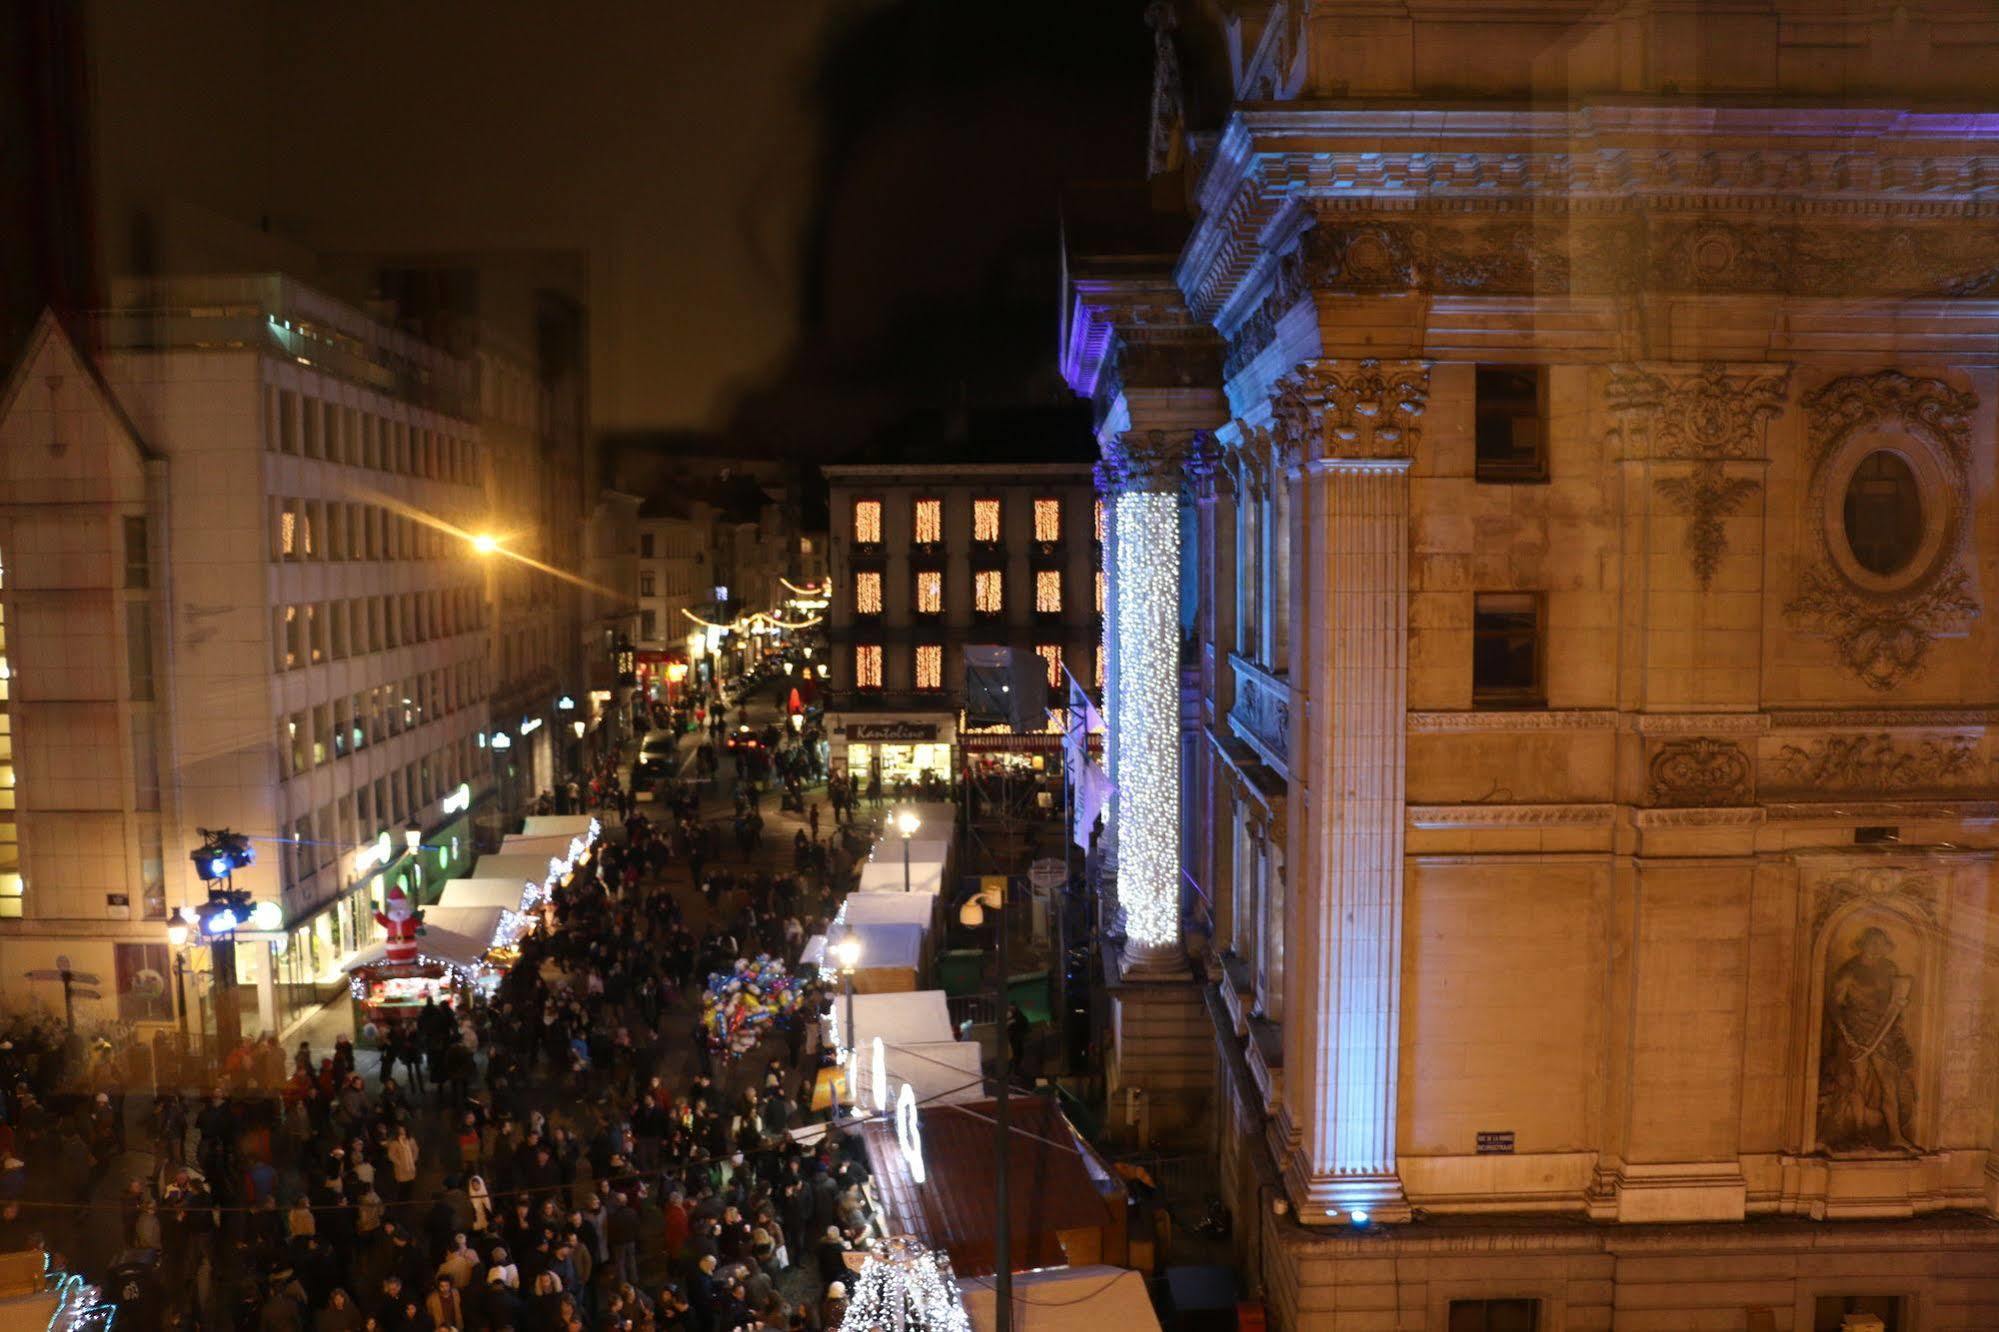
1112;489;1180;948
839;1237;970;1332
781;577;827;595
680;608;825;632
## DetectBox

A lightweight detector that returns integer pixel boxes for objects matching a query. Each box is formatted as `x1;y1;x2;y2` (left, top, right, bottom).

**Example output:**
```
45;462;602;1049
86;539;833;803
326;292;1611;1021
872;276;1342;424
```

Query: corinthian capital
1103;429;1207;492
1270;359;1430;466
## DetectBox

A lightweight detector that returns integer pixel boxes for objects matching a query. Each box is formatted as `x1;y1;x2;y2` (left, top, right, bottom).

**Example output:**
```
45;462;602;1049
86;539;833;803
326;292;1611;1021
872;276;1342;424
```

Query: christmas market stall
827;921;927;993
521;813;601;844
469;850;573;911
858;1095;1128;1277
341;904;519;1043
960;1266;1159;1332
435;877;533;913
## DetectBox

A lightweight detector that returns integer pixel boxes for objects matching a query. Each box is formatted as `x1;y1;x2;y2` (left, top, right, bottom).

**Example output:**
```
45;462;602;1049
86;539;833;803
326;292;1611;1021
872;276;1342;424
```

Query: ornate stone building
1065;3;1999;1327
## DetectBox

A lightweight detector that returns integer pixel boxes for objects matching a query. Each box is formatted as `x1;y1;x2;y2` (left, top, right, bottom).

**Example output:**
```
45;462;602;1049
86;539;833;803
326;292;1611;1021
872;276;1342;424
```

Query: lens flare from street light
472;533;501;555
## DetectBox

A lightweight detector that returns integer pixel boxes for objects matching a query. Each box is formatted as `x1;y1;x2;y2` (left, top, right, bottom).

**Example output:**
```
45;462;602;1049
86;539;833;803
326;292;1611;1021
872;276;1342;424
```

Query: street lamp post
832;935;862;1114
895;808;921;892
166;915;191;1045
960;881;1012;1332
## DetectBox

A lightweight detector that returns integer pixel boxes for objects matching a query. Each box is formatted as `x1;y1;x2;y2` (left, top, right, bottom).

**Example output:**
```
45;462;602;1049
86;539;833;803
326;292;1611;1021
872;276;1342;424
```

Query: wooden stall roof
860;1096;1124;1277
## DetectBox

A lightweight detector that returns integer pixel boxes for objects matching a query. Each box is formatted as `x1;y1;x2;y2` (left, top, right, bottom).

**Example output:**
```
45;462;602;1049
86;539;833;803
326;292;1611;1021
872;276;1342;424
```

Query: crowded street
0;664;896;1332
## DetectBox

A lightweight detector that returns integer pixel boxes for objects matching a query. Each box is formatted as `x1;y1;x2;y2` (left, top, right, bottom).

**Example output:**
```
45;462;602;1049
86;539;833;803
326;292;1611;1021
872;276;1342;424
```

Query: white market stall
472;851;576;909
836;891;940;935
436;878;533;912
856;857;946;896
827;920;927;993
838;988;955;1054
521;814;601;842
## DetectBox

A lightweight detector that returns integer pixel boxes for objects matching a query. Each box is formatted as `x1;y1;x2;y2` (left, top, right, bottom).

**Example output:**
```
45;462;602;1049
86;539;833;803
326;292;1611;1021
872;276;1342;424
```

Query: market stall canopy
522;814;598;841
859;1096;1126;1277
868;837;953;866
800;935;828;970
499;833;592;867
343;906;507;972
961;1267;1159;1332
828;921;926;992
845;989;955;1050
837;892;939;934
882;1039;984;1106
857;853;947;896
471;852;570;893
436;878;532;912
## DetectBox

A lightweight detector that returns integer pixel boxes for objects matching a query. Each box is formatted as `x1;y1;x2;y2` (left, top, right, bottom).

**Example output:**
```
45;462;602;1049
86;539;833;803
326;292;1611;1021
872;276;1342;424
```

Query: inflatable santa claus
375;885;422;965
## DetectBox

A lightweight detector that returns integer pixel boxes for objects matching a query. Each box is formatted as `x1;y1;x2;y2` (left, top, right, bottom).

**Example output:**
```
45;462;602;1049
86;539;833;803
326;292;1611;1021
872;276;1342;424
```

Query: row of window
853;497;1101;546
284;734;479;890
852;569;1104;618
272;587;482;672
273;497;476;565
266;387;479;486
852;642;1098;692
279;662;485;778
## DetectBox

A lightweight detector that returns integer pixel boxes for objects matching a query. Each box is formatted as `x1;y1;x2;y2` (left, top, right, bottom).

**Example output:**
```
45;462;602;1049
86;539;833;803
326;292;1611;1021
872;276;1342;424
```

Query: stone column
1102;429;1195;977
1273;359;1426;1222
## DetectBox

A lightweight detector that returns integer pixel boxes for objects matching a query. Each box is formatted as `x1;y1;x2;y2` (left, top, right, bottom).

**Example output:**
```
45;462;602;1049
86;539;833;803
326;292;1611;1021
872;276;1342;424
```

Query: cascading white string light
1112;487;1181;950
839;1236;971;1332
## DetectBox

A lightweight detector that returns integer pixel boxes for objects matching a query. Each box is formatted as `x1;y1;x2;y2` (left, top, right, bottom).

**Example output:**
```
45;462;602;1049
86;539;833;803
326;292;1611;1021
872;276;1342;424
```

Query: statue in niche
1817;925;1919;1154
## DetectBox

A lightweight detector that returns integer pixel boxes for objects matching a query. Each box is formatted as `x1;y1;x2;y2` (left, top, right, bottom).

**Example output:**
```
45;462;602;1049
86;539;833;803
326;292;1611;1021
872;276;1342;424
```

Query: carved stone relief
1784;371;1979;690
1269;359;1429;463
1654;463;1763;591
1766;732;1983;796
1607;362;1787;592
1645;737;1754;807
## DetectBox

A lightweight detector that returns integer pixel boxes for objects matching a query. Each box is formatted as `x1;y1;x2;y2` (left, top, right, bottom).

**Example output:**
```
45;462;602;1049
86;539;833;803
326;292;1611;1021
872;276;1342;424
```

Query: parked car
633;729;680;782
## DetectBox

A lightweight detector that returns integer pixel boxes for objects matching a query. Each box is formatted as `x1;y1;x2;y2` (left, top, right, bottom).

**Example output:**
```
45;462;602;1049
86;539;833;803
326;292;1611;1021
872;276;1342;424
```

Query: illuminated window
1094;498;1105;544
973;498;1001;543
974;569;1003;614
1094;644;1105;691
855;644;883;689
1095;570;1106;614
855;571;883;615
915;644;943;691
1033;498;1062;543
915;570;943;614
914;499;942;545
280;502;299;558
1035;570;1063;613
1037;643;1063;688
854;499;883;545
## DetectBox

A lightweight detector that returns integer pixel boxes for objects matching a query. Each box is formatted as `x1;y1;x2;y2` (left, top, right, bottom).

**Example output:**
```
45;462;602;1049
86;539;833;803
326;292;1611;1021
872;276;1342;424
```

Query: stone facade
1066;3;1999;1325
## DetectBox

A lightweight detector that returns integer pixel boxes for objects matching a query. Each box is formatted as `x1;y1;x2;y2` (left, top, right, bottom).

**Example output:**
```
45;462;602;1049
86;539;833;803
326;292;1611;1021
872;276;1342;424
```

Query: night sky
55;0;1154;457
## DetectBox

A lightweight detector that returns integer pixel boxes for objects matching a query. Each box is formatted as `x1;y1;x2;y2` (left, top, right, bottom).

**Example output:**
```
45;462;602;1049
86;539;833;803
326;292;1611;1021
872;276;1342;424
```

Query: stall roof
847;989;955;1048
868;837;953;866
884;1039;984;1106
499;833;586;858
961;1268;1159;1332
343;906;506;972
470;852;565;885
839;892;939;932
859;1096;1122;1277
522;815;597;840
829;921;925;974
436;879;531;912
800;934;828;969
857;859;945;895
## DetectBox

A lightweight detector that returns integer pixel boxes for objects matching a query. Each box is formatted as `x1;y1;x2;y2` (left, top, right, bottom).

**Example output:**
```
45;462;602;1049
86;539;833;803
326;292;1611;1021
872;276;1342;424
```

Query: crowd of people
0;676;902;1332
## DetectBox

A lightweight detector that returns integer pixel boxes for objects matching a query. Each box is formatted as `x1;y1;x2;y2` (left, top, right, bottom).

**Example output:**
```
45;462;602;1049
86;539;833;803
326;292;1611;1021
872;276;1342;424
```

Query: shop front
830;714;957;789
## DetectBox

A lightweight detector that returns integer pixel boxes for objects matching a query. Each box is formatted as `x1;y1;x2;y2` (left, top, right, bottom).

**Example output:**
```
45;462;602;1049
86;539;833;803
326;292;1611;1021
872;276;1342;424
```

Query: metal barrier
947;993;999;1031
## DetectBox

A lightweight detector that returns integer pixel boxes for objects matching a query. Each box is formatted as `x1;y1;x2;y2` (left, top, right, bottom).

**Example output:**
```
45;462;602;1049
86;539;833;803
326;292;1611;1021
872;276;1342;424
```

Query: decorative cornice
1408;803;1616;829
1180;104;1999;323
1764;800;1999;823
1770;709;1999;729
1632;806;1767;829
1408;709;1618;733
1632;713;1772;735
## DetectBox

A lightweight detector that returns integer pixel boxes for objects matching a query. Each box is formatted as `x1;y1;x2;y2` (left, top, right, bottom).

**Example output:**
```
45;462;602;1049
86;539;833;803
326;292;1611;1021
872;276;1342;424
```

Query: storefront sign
1476;1130;1515;1155
848;721;939;742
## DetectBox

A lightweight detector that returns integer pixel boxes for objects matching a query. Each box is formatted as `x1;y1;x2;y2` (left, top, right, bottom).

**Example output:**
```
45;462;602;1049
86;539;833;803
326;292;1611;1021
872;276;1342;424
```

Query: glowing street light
895;808;921;892
471;533;501;555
